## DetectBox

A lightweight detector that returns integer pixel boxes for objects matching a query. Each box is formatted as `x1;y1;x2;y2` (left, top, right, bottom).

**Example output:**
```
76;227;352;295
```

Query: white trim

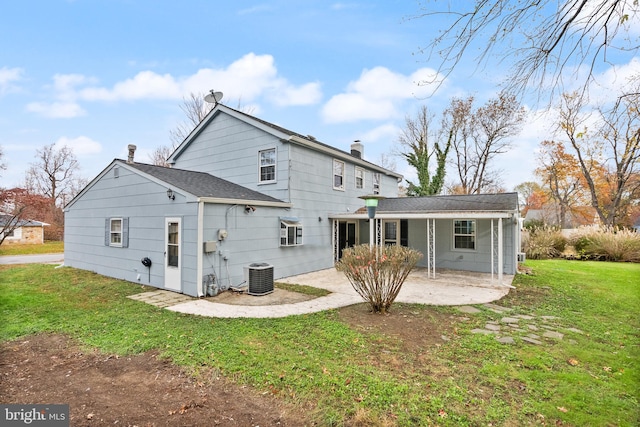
329;212;515;220
452;219;476;251
197;197;292;208
109;218;123;247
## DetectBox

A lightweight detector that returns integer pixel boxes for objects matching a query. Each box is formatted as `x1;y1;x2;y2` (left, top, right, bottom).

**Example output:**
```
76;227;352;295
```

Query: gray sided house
64;104;402;297
64;104;521;297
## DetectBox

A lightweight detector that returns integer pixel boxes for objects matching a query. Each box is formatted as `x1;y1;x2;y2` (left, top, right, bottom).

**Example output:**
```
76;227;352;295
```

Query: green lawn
1;260;638;426
0;240;64;255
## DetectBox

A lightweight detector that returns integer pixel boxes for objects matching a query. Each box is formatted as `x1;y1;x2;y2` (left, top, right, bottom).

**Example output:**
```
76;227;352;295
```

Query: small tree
335;244;422;314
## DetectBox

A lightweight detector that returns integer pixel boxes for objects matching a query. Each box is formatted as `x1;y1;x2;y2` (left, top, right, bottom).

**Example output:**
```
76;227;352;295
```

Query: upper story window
355;167;365;189
373;173;380;194
333;159;345;190
259;148;276;183
453;219;476;250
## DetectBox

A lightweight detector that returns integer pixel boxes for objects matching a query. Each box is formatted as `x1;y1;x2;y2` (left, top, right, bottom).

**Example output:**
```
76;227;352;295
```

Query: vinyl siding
171;113;290;202
64;164;201;296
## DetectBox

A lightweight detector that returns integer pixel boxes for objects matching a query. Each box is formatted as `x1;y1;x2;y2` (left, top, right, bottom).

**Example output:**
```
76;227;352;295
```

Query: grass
275;281;331;297
0;240;64;255
1;260;638;426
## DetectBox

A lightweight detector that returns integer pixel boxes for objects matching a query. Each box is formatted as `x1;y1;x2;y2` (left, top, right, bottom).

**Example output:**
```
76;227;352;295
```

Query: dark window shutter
105;218;110;246
122;217;129;248
400;219;408;247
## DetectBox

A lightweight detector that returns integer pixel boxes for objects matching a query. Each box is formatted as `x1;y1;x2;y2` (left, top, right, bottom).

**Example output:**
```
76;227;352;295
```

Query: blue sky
1;1;638;191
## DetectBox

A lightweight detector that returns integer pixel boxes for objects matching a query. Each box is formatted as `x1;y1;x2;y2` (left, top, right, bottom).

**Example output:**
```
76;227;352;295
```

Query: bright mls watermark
1;405;69;426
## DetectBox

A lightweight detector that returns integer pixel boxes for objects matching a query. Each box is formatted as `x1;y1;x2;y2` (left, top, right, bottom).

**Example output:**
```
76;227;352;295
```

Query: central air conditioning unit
517;252;526;262
244;263;274;296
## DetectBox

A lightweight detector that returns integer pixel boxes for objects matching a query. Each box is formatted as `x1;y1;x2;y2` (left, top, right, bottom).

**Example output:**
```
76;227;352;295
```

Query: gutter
197;197;292;208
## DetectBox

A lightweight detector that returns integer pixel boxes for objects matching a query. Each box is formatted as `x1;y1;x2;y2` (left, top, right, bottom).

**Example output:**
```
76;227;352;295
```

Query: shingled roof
377;193;519;213
126;162;286;203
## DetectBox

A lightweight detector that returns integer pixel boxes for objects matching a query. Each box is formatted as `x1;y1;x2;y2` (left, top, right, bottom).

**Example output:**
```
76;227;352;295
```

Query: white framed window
333;159;345;190
373;172;380;194
110;218;123;247
280;220;303;246
259;148;276;183
355;167;365;189
383;220;399;246
105;217;129;248
453;219;476;250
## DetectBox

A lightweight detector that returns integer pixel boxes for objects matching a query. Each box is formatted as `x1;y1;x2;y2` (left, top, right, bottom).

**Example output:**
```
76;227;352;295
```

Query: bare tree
25;143;85;208
0;145;6;174
557;88;640;226
410;0;639;102
449;92;526;194
397;105;451;196
149;92;216;166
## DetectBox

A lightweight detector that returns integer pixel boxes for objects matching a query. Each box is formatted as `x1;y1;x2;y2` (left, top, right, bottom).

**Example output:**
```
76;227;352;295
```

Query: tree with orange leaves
556;87;640;227
535;140;588;228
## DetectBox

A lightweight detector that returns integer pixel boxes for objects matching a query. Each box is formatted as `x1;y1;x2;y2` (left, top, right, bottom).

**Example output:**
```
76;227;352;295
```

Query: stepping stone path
456;304;584;346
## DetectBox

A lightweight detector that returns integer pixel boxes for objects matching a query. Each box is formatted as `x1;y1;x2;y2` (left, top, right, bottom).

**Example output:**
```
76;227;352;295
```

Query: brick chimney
350;140;363;159
127;144;136;164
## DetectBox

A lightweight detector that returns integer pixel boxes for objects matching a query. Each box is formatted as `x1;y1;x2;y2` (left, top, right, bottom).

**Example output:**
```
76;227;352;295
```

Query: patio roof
329;193;520;220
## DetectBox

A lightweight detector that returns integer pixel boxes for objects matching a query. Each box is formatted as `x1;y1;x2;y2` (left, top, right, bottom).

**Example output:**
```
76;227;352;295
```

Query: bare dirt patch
0;300;466;426
0;334;311;426
336;302;462;353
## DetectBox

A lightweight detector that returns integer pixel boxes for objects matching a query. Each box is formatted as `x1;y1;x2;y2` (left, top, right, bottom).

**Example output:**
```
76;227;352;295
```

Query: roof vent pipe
351;140;363;159
127;144;136;164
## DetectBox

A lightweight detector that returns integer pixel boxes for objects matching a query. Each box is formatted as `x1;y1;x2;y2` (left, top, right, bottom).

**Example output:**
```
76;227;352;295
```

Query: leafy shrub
335;244;422;314
523;218;545;231
523;226;567;260
568;226;640;262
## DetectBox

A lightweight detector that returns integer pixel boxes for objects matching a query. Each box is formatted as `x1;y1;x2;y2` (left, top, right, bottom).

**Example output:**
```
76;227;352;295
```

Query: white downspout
498;217;504;285
196;200;204;297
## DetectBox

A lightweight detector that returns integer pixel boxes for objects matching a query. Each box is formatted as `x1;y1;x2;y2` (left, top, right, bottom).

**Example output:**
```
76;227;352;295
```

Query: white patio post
498;217;504;284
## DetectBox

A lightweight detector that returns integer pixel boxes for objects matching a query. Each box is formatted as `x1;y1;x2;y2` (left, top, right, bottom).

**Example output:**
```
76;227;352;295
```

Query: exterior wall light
166;189;175;200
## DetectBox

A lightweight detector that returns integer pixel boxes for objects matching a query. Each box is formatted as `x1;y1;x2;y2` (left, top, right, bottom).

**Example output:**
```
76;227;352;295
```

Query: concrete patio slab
163;267;513;319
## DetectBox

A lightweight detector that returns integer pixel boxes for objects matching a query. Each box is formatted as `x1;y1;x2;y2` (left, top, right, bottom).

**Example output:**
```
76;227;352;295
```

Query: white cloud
26;101;86;118
0;67;23;95
588;57;640;106
55;136;102;156
322;66;444;123
360;123;401;144
21;53;321;117
270;81;322;106
80;71;182;101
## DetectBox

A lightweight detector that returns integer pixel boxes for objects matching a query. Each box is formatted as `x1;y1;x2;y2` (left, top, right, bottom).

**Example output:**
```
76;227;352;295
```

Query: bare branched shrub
523;226;566;260
335;244;422;314
569;226;640;262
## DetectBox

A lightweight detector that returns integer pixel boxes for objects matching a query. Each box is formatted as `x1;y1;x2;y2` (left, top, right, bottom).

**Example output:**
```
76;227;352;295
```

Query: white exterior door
164;217;181;291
